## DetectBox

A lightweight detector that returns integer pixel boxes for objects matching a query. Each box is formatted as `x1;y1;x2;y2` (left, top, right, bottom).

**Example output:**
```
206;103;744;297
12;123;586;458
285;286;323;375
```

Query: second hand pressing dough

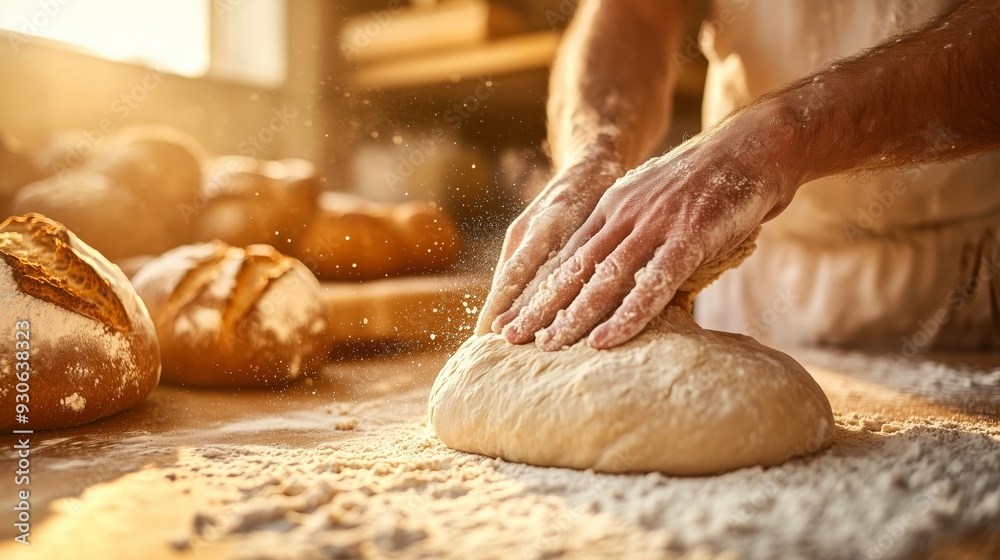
429;229;835;475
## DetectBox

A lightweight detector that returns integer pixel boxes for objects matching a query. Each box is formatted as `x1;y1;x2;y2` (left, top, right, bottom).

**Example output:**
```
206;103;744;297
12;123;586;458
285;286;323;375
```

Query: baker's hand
498;108;803;350
474;157;623;336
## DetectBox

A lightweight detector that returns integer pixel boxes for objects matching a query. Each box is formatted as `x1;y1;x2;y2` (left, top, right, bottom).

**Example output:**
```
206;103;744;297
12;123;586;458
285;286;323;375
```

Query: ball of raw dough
131;241;328;387
0;214;161;430
429;306;834;475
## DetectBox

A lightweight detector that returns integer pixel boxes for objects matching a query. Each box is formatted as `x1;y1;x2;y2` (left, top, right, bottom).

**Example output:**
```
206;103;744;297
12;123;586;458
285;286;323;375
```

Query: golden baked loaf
34;129;94;178
0;214;161;430
293;192;460;281
10;171;177;260
85;125;205;229
131;241;327;387
192;155;320;247
0;132;41;216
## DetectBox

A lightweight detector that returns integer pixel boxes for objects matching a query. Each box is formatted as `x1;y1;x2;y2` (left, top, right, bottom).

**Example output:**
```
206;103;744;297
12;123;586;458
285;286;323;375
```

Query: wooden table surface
0;295;997;559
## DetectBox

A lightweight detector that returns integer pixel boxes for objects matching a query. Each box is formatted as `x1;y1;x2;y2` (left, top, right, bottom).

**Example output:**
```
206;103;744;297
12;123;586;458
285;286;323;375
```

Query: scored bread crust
132;241;327;387
0;215;131;331
0;214;161;430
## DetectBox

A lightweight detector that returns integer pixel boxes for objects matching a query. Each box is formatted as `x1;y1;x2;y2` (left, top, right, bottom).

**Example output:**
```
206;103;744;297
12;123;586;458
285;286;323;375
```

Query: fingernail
492;311;513;333
587;326;609;348
501;322;520;342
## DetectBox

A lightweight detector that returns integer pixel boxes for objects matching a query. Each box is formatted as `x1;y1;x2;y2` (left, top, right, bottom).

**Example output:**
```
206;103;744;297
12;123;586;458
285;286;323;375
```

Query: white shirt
699;0;1000;242
694;0;1000;347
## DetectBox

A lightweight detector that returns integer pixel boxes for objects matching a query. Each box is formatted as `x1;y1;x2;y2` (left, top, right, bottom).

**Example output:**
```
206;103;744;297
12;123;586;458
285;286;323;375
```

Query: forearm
769;0;1000;183
548;0;684;174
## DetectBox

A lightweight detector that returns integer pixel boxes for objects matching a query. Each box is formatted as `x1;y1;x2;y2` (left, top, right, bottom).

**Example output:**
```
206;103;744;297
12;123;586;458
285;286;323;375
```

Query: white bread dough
429;306;834;475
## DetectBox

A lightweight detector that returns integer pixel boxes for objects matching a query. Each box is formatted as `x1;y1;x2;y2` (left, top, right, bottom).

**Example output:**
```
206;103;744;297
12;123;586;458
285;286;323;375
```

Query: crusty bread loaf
391;199;461;270
10;171;178;260
34;129;94;178
293;192;460;281
131;241;327;387
192;155;320;247
0;132;41;216
85;125;204;228
0;214;161;430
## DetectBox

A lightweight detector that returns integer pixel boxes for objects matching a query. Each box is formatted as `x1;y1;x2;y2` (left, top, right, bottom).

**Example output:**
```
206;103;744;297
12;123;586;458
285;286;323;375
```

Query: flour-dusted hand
502;105;803;350
474;0;688;338
475;159;622;336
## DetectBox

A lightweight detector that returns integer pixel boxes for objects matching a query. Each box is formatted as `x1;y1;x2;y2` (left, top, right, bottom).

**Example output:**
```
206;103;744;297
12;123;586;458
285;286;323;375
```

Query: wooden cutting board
321;272;489;346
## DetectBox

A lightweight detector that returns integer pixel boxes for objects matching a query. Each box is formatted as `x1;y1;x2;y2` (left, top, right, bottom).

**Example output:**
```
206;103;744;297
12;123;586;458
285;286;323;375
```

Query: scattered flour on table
795;347;1000;415
168;414;1000;560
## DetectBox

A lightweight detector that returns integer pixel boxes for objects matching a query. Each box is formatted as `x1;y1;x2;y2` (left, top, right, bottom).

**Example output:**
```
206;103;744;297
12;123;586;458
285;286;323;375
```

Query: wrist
555;146;626;183
717;96;819;206
756;97;815;182
553;132;630;175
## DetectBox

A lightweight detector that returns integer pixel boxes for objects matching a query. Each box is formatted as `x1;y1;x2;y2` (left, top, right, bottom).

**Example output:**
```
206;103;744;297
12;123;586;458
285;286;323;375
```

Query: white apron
693;0;1000;349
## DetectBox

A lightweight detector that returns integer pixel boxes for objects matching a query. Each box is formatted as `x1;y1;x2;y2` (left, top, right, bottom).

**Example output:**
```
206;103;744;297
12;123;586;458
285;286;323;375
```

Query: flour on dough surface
429;306;834;475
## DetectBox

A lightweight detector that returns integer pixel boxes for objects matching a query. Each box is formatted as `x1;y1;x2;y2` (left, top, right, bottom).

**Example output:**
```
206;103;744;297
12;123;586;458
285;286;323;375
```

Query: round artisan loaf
0;131;41;215
0;214;161;430
392;200;461;270
192;155;320;247
293;192;460;281
10;170;177;260
85;125;204;219
131;241;328;387
34;129;94;177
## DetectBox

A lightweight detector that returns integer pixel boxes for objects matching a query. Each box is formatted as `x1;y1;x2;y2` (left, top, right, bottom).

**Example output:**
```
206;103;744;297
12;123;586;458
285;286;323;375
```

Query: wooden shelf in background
341;0;529;64
349;31;561;90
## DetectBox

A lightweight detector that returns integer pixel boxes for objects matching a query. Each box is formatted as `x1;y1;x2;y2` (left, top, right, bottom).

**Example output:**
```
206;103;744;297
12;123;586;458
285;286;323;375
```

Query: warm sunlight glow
0;0;209;77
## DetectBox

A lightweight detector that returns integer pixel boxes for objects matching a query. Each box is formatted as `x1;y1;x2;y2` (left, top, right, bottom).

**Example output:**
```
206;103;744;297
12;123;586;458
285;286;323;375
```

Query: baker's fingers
488;254;564;334
534;234;653;351
475;227;556;335
489;254;560;334
588;242;703;349
490;217;604;334
503;225;624;344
